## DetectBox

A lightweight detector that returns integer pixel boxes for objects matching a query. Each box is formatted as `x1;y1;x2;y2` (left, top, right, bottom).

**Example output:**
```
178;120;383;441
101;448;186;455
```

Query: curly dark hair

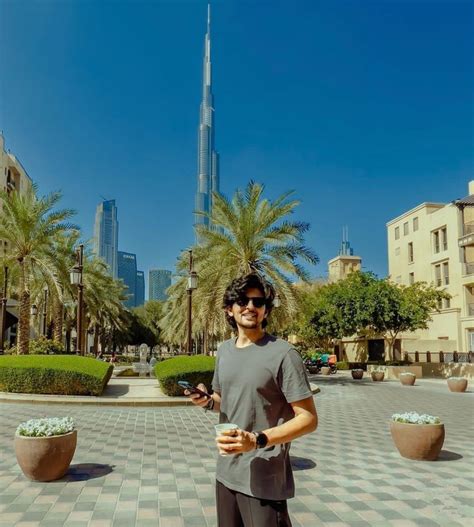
222;273;276;329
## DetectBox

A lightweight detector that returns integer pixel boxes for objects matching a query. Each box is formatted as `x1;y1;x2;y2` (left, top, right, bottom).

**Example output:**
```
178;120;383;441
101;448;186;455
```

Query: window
441;227;448;251
395;247;400;256
444;297;450;309
403;222;409;236
434;264;442;286
408;242;414;263
395;226;400;240
413;217;419;231
437;297;443;310
409;272;415;285
442;262;449;285
433;231;440;253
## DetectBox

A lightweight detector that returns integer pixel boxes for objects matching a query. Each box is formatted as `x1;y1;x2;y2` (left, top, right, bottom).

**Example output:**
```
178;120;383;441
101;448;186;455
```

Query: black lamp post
42;286;49;337
70;244;84;355
0;266;8;354
186;249;198;355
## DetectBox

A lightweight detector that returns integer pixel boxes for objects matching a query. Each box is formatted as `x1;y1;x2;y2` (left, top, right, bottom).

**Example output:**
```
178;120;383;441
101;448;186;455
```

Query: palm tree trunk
52;300;63;344
17;262;31;354
93;324;99;356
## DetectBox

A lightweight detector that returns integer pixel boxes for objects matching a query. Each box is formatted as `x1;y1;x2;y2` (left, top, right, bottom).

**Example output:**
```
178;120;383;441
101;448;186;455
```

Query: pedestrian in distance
185;273;318;527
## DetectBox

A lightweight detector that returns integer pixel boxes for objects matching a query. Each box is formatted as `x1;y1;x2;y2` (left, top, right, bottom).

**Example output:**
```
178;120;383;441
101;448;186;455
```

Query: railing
403;351;473;363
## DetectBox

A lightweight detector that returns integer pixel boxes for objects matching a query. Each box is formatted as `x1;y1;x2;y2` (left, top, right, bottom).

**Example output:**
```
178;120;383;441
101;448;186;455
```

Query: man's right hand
185;383;211;408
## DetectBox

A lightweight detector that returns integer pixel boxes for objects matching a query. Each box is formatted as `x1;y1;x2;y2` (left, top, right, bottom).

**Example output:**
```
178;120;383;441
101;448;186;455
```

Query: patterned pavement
0;375;472;527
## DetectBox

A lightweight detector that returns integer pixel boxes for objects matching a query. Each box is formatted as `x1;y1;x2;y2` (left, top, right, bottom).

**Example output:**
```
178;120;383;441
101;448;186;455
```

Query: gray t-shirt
212;334;313;500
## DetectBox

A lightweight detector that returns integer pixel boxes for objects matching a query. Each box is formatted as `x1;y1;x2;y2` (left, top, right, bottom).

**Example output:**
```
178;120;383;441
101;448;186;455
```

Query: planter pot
351;370;364;380
14;430;77;482
447;378;468;393
390;421;445;461
400;373;416;386
371;371;384;382
321;366;331;376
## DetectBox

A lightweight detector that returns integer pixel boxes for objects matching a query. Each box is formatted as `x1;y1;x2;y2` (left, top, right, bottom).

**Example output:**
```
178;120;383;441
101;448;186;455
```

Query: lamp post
42;286;49;337
0;266;8;354
186;249;198;355
70;244;84;355
273;293;281;308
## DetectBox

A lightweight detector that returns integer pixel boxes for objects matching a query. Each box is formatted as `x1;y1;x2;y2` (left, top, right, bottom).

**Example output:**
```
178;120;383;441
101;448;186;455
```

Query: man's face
227;287;267;330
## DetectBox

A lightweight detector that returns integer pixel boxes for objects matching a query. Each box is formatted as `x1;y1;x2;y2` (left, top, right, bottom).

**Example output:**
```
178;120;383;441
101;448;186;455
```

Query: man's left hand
216;429;257;455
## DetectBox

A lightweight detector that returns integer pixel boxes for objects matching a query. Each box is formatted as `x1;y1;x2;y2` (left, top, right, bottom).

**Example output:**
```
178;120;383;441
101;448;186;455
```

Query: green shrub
0;355;113;396
155;355;215;396
336;360;349;370
29;337;65;355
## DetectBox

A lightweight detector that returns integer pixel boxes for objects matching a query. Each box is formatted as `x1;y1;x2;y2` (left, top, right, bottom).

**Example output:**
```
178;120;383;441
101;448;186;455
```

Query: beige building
328;228;362;283
386;181;474;354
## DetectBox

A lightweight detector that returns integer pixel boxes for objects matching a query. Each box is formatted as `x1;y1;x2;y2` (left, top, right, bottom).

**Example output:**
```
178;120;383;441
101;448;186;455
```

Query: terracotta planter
371;371;384;382
14;430;77;482
321;366;331;375
390;421;444;461
351;370;364;380
447;378;468;393
400;373;416;386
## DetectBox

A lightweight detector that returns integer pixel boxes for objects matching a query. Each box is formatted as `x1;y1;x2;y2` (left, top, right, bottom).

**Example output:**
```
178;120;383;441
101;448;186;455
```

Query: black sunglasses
235;296;267;308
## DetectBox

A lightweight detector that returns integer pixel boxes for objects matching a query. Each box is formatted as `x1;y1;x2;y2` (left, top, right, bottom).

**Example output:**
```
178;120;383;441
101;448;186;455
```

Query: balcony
468;303;474;316
459;222;474;247
464;262;474;276
464;221;474;235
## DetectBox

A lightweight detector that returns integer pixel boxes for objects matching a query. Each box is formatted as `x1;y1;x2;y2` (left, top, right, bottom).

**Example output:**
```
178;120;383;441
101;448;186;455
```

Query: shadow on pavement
436;450;463;462
290;456;316;471
102;384;130;396
63;463;114;481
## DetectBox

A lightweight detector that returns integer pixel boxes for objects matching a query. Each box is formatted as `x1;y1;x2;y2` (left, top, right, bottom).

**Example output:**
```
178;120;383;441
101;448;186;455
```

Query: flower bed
17;417;75;437
391;412;441;424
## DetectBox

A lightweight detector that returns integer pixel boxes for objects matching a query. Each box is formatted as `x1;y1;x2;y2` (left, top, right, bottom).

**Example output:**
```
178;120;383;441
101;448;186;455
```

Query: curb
0;384;320;407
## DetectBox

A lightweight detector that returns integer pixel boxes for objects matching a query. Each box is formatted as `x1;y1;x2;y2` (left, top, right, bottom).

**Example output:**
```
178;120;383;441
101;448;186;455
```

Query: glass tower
136;271;145;307
93;199;119;278
148;269;172;301
118;251;137;309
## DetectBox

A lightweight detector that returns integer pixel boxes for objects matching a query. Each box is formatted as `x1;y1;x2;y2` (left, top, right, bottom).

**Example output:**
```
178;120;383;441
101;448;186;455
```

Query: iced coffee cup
214;423;238;456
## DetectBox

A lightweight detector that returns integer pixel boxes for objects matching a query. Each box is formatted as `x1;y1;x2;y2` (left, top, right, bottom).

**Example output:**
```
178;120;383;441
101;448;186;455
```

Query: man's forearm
263;412;317;447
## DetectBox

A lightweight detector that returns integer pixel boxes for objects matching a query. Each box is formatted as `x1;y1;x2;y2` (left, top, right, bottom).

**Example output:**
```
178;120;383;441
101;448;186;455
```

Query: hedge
155;355;216;396
0;355;113;396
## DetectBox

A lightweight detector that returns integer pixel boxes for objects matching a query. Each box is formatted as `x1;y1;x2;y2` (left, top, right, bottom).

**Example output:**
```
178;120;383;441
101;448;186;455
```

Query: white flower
16;417;75;437
391;411;441;425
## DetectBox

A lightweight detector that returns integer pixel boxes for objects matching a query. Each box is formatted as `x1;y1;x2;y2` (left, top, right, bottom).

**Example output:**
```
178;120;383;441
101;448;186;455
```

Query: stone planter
447;377;468;393
14;430;77;482
351;369;364;380
320;366;331;376
390;421;445;461
400;373;416;386
371;371;384;382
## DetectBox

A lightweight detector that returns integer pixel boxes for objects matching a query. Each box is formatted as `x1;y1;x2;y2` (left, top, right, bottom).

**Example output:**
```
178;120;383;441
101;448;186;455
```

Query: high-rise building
195;4;220;234
328;227;362;283
136;271;145;307
149;269;172;301
93;200;119;278
118;251;137;309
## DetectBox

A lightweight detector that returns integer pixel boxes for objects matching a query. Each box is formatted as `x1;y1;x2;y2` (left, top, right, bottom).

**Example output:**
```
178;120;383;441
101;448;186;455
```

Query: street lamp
0;266;8;354
30;304;38;316
273;293;281;308
42;286;49;337
70;244;84;355
186;249;198;355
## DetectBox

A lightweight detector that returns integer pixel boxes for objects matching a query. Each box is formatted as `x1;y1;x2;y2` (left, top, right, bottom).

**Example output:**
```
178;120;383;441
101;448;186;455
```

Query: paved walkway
0;374;472;526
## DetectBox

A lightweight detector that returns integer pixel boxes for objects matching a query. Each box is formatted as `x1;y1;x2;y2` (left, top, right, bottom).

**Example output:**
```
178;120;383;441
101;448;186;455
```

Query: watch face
257;432;268;448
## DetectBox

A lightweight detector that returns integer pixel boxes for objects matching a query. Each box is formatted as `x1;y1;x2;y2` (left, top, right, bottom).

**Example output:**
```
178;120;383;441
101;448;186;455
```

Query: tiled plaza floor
0;376;473;527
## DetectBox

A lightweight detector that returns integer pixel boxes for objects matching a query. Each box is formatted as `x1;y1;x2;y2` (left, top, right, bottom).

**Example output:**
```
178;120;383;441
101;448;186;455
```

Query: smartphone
177;380;211;399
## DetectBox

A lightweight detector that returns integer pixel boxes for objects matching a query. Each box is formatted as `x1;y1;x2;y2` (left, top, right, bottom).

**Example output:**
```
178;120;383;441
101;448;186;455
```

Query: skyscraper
148;269;172;301
195;4;220;233
93;199;119;278
118;251;137;309
136;271;145;307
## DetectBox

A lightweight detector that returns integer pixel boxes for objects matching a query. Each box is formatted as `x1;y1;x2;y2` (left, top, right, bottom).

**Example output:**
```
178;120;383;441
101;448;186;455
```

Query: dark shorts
216;480;292;527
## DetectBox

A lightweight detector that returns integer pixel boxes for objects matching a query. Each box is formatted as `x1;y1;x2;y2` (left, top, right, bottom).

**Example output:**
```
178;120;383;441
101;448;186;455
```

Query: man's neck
235;327;266;348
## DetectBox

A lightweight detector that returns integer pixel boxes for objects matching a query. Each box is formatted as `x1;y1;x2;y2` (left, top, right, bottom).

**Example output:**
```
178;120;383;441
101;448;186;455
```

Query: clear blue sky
1;0;472;288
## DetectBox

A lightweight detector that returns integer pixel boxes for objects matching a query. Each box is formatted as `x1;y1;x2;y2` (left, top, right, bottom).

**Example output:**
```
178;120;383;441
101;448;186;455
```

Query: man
186;273;318;527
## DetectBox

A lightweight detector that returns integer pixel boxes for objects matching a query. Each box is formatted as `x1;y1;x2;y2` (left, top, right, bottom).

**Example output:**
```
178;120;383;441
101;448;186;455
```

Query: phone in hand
177;380;211;399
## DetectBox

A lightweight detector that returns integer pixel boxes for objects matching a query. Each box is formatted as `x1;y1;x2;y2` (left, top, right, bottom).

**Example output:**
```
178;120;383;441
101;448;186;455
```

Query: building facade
148;269;172;301
93;200;119;278
136;270;145;307
194;5;220;234
386;182;473;353
118;251;137;309
328;227;362;283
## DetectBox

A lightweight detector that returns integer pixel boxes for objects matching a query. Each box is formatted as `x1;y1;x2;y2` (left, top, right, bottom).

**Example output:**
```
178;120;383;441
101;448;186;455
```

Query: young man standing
186;273;318;527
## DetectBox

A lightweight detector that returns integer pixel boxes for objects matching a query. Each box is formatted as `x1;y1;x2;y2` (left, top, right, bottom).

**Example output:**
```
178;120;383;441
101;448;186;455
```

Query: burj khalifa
194;4;220;233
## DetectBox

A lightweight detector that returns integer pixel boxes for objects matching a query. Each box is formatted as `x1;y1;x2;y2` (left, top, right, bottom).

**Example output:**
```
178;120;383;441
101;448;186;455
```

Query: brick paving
0;375;472;526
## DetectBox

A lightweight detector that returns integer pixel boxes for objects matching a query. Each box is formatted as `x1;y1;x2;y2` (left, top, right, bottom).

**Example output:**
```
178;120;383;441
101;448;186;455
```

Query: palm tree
0;184;76;353
161;181;318;348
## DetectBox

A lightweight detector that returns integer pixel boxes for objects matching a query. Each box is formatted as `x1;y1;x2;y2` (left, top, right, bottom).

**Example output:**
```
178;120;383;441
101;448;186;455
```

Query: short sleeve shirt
212;334;313;500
